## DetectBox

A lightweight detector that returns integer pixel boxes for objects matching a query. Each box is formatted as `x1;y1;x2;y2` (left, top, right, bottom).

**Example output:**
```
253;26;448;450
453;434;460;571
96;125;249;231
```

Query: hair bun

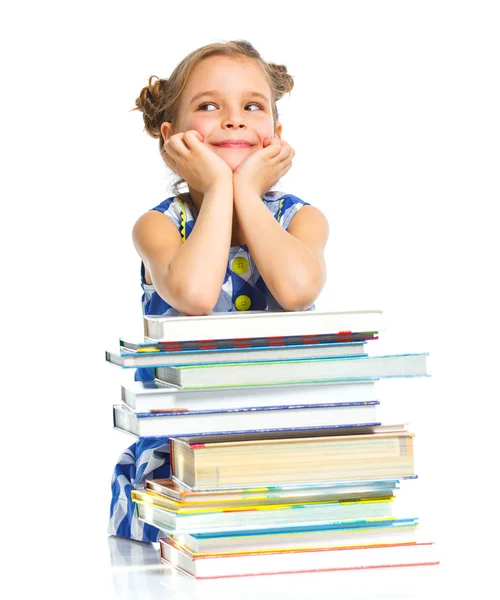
134;76;168;139
268;63;294;99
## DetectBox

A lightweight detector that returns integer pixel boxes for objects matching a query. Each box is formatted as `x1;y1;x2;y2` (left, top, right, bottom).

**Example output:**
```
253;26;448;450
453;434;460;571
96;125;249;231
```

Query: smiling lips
213;140;254;148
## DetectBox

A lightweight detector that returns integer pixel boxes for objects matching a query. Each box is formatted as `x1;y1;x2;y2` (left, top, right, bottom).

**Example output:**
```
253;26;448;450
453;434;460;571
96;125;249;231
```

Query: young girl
109;40;329;542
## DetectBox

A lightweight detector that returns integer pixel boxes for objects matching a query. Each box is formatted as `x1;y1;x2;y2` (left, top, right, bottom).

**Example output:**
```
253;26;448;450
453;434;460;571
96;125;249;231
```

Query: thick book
170;425;415;490
155;352;429;389
170;518;420;554
106;341;367;368
159;537;438;578
113;401;380;438
143;309;384;342
145;477;404;505
121;380;378;412
133;494;395;534
120;331;378;353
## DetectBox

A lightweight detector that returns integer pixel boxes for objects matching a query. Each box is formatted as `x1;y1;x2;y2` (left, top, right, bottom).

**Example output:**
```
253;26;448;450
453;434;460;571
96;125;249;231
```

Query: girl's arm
233;187;329;311
133;178;233;315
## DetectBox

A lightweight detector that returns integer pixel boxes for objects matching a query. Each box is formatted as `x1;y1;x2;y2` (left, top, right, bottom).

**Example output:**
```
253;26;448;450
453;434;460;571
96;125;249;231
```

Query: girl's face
162;55;282;172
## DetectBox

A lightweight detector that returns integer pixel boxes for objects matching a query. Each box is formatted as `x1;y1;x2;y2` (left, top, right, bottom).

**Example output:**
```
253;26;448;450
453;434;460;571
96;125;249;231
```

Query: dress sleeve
150;197;182;233
275;194;311;231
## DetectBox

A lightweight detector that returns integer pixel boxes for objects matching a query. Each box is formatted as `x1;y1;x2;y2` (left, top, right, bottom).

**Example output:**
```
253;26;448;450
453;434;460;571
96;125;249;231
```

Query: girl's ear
161;122;173;142
274;122;283;138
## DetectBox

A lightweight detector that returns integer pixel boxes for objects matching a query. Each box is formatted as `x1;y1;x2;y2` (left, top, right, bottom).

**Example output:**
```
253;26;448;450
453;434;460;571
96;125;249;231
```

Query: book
159;537;438;578
120;331;378;353
170;425;415;490
143;309;384;342
145;476;405;505
170;518;420;554
121;380;378;412
133;486;395;513
106;341;367;368
155;352;429;389
113;401;380;438
133;494;396;534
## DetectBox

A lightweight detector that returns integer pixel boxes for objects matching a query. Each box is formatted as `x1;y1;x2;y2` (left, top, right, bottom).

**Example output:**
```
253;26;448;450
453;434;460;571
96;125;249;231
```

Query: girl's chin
212;147;254;172
222;158;245;172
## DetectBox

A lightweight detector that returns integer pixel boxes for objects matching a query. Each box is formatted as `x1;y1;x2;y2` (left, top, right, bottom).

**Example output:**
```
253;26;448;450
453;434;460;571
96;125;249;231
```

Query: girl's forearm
234;188;325;310
165;181;233;314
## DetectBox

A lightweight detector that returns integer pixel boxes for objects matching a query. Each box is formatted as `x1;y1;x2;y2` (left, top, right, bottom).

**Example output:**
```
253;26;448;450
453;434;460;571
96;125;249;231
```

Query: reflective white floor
106;518;497;600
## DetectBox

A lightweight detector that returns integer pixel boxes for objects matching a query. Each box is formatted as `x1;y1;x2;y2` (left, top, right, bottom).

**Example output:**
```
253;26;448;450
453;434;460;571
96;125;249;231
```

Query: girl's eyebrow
189;90;270;106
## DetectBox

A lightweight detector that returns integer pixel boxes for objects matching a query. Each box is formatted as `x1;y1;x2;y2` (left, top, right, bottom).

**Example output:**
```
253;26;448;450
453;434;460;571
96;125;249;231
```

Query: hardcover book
133;486;395;513
143;309;384;342
106;341;367;368
133;494;396;534
155;353;429;389
169;425;415;490
169;517;421;554
145;477;405;505
113;401;380;438
120;331;378;353
121;379;378;412
159;537;438;578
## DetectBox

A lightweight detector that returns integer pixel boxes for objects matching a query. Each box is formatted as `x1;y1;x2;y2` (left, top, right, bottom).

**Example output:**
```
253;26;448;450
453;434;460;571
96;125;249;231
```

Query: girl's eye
199;103;217;111
198;102;263;112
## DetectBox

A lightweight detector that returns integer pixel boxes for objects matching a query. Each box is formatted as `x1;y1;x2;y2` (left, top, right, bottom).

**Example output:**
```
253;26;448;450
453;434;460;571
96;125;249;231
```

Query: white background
2;1;499;598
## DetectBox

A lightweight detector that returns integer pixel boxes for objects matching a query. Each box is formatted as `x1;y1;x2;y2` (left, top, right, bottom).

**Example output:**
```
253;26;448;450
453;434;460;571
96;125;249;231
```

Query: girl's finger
163;150;177;170
264;139;283;157
281;161;293;176
163;143;182;166
169;135;190;155
183;130;204;149
274;144;294;164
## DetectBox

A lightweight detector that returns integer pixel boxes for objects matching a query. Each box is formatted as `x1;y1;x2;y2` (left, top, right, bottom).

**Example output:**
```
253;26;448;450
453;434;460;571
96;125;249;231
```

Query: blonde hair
133;40;294;194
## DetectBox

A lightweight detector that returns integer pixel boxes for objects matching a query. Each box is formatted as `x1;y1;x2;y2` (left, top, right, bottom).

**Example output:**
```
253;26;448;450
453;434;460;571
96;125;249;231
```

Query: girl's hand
233;137;295;197
163;130;233;194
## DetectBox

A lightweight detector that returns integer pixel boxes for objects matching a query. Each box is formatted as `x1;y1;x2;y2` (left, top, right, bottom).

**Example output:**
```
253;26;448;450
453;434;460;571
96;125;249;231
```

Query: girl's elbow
277;276;325;311
278;289;320;312
157;279;218;316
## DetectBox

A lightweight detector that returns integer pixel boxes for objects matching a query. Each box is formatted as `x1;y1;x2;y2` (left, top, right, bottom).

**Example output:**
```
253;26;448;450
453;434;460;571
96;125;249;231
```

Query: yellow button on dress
231;257;249;274
234;295;252;311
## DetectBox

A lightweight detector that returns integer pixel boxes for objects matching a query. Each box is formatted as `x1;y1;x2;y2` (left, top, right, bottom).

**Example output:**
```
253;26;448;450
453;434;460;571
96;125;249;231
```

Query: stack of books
106;309;439;578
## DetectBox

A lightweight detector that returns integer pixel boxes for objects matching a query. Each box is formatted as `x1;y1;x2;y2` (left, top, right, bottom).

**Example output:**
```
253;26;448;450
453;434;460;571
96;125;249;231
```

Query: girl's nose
222;113;247;129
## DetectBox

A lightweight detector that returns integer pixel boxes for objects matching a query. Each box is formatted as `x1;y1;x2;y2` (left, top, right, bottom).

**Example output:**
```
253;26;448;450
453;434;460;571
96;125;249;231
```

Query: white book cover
113;401;380;438
121;379;378;412
143;309;384;342
159;537;438;578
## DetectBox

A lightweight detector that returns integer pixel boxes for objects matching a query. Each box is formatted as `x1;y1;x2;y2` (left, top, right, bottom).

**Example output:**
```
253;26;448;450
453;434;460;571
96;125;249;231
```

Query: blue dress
109;190;311;542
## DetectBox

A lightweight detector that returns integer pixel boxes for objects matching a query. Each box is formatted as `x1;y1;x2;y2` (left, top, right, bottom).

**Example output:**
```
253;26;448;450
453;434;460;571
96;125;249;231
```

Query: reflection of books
133;494;395;534
121;380;377;412
113;401;380;438
106;341;367;368
159;537;438;578
155;353;428;389
143;309;384;342
170;425;415;490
